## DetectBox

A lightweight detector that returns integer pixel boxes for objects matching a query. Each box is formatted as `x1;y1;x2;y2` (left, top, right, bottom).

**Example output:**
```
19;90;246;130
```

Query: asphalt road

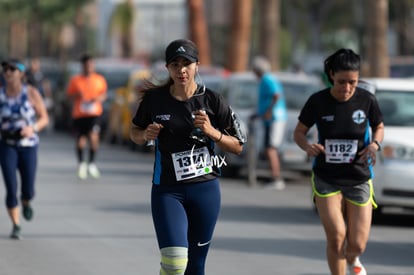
0;131;412;275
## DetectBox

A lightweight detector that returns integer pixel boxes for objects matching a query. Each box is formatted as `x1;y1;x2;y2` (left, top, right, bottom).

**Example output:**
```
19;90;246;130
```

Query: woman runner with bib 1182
130;39;245;275
293;49;384;275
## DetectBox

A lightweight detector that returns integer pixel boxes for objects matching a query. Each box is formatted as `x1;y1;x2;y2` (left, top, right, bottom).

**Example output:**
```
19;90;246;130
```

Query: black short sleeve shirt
298;87;383;185
132;86;234;186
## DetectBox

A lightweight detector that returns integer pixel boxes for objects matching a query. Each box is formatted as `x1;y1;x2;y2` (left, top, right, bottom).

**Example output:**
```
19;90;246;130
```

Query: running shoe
22;204;34;221
348;257;367;275
10;224;22;240
264;179;286;190
78;162;88;180
88;163;101;179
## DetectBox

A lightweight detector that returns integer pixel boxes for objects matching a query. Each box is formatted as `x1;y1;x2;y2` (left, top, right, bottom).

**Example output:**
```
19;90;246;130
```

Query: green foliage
110;0;135;33
0;0;93;57
0;0;92;22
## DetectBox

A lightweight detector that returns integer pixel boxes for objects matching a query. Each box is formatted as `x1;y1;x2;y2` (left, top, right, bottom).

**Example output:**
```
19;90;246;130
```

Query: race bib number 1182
325;139;358;163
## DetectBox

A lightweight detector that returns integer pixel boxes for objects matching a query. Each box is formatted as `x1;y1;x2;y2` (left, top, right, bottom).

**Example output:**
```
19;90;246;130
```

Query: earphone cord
194;71;206;96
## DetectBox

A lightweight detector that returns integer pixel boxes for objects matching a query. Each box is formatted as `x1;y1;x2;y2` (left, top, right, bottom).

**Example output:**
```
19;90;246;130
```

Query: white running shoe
88;163;101;179
78;162;88;180
348;257;367;275
264;179;286;190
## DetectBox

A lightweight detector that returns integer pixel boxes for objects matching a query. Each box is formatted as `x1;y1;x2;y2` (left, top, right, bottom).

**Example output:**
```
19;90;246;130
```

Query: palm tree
366;0;389;77
227;0;253;71
258;0;280;71
109;0;135;58
187;0;211;66
390;0;414;55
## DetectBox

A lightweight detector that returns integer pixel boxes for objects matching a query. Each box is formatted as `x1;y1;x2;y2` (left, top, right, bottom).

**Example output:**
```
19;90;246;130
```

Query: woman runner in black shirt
294;49;384;275
130;39;245;275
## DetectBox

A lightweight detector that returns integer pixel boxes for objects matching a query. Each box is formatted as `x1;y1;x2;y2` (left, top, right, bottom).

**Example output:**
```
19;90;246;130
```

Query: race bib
80;101;98;114
325;139;358;163
172;146;213;181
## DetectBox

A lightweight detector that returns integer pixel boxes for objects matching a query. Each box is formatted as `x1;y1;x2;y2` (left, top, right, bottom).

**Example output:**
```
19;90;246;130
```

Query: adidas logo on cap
176;46;186;53
166;39;198;63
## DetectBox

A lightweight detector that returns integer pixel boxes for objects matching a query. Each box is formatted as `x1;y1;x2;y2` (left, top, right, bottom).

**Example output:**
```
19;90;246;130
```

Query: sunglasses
2;66;17;73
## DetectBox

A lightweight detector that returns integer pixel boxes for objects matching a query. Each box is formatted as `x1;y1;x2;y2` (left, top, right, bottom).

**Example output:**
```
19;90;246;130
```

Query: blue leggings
0;142;37;208
151;179;221;275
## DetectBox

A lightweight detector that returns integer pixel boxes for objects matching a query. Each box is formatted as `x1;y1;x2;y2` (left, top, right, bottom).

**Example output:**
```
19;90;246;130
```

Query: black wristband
373;140;382;151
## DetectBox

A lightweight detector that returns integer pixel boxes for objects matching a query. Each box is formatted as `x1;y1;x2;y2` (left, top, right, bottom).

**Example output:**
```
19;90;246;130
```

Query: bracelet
373;140;382;151
215;132;223;143
33;124;39;132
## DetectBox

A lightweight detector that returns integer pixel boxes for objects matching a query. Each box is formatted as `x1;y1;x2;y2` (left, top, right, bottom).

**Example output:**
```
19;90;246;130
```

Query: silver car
363;78;414;214
219;71;324;177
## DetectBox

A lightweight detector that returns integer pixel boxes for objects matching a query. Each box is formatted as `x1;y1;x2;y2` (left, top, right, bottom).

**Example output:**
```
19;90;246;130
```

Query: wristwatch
373;140;382;151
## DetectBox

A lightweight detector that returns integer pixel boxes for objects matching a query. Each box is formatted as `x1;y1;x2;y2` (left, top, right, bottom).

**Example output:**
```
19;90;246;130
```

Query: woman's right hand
306;143;325;157
144;123;163;141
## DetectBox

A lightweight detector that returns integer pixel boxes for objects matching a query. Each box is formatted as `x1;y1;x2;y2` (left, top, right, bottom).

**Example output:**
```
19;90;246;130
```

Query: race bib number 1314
172;146;213;181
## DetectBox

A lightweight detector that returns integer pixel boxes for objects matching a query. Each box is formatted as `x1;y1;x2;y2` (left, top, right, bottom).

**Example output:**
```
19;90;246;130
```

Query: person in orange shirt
67;54;107;179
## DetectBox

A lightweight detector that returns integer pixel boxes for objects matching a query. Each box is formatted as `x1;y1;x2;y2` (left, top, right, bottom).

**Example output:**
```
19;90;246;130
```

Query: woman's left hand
20;125;36;138
359;144;378;165
193;109;212;132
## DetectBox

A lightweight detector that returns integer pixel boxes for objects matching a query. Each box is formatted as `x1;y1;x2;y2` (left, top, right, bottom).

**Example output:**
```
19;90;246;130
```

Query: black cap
1;58;26;72
165;39;199;64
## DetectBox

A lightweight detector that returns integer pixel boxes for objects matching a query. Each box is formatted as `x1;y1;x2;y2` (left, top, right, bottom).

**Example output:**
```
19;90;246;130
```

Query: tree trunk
366;0;389;77
187;0;211;66
259;0;280;71
9;20;27;58
227;0;252;72
394;0;414;55
28;10;42;57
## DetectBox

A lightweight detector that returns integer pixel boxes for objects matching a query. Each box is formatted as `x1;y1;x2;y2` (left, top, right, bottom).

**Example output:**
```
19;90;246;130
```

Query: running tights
151;179;221;275
0;142;37;208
